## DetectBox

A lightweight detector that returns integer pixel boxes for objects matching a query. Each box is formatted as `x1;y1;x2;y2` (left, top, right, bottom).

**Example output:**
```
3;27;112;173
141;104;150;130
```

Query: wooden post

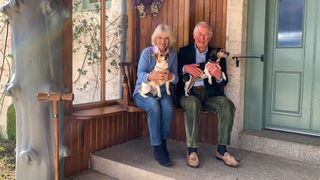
37;92;73;180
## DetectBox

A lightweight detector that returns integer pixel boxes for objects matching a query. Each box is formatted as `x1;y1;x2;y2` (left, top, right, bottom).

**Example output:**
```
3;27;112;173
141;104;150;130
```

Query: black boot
153;145;172;167
161;139;170;157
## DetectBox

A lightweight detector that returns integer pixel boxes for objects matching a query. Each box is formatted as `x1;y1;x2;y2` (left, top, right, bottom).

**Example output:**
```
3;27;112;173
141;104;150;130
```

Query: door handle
232;55;264;67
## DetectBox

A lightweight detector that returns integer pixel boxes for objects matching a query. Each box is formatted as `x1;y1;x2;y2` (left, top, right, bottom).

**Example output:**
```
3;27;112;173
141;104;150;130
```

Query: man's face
194;26;211;53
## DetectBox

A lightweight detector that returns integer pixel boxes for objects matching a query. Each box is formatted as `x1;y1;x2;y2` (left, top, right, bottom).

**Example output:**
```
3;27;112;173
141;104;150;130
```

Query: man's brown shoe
216;151;239;167
186;152;199;168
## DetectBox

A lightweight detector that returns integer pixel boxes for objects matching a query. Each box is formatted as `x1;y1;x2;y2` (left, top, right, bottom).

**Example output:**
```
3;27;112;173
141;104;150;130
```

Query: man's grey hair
193;21;213;38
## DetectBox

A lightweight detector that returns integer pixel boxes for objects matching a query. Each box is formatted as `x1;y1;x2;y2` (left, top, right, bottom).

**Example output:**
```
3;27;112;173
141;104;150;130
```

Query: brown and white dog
139;52;171;98
183;49;229;96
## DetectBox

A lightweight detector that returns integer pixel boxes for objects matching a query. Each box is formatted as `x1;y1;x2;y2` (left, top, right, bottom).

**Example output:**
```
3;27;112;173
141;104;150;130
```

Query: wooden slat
215;0;224;47
172;0;179;51
195;0;204;24
91;118;97;152
167;0;174;32
127;0;134;62
78;121;85;172
161;0;168;24
178;0;185;49
100;0;106;100
98;118;104;150
189;0;196;43
83;120;90;170
210;0;217;46
222;0;227;49
134;11;140;62
204;0;210;23
62;0;73;113
72;120;80;174
139;16;152;53
72;105;125;117
102;116;108;147
183;0;190;46
63;118;73;176
116;114;121;144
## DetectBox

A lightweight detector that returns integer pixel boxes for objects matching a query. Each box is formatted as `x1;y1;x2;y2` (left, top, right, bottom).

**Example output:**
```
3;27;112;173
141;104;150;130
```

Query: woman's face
194;26;211;53
155;33;170;52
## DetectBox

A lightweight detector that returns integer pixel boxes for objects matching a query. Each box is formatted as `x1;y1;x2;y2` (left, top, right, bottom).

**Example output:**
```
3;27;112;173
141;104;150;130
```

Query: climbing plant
0;12;13;135
72;0;122;103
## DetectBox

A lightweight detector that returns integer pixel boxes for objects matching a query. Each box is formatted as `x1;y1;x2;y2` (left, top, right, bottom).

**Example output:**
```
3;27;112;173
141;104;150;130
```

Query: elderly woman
133;24;178;167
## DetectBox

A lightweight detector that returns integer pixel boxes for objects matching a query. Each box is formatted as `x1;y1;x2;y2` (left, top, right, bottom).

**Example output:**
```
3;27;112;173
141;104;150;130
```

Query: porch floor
70;138;320;180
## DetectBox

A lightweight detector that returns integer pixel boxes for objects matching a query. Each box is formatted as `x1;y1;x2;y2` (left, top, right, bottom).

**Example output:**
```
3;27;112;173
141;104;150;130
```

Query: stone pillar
225;0;248;147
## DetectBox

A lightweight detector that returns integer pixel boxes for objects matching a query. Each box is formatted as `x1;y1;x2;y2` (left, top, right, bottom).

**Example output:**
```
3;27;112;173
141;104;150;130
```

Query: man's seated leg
180;95;202;167
204;96;238;167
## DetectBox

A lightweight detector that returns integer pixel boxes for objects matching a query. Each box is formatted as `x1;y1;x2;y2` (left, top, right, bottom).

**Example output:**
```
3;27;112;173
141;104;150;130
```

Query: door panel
265;0;320;134
272;71;302;114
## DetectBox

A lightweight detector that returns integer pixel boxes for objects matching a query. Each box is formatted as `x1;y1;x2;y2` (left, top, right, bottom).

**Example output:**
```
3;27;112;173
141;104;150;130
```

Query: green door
265;0;320;135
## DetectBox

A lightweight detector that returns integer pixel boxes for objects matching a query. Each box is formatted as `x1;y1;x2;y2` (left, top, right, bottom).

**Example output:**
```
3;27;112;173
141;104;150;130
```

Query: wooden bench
118;62;218;144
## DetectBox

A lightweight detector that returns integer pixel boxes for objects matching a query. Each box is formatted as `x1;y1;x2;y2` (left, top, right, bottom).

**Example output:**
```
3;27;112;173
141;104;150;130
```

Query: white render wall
225;0;248;147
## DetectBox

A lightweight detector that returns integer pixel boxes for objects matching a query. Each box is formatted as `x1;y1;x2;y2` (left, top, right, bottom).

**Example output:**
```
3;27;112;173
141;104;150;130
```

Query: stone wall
225;0;248;147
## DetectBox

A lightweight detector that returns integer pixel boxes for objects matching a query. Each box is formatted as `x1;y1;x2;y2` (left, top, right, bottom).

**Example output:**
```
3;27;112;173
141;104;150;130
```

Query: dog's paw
208;77;212;85
141;93;149;98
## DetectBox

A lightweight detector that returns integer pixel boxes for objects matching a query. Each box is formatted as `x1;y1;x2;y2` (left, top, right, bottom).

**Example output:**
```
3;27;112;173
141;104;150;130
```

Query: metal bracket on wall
232;55;264;67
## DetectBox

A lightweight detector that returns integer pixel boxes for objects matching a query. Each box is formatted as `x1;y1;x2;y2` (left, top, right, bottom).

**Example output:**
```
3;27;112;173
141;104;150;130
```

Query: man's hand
184;64;203;78
148;71;171;81
206;63;222;80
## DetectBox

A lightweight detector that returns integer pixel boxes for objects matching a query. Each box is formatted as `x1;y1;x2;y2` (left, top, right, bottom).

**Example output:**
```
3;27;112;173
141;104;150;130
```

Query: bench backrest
119;62;138;106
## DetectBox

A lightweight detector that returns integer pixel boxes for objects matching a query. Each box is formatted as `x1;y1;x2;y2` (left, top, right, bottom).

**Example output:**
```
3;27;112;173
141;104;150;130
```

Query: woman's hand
184;64;203;78
148;71;170;81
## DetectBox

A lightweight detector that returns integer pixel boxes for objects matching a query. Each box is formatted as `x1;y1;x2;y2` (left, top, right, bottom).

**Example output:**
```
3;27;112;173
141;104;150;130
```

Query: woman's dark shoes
153;145;172;167
161;139;170;157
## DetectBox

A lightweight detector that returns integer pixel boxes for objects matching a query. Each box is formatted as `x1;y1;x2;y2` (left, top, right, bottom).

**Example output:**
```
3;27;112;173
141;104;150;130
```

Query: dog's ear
152;53;157;59
209;50;218;62
165;53;169;59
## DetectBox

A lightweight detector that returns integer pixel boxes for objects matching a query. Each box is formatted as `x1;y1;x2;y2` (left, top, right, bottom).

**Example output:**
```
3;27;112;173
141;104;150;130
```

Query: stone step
239;130;320;165
66;170;118;180
90;138;320;180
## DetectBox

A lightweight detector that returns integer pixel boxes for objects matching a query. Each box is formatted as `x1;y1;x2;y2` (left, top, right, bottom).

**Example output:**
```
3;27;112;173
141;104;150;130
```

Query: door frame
244;0;267;131
245;0;320;134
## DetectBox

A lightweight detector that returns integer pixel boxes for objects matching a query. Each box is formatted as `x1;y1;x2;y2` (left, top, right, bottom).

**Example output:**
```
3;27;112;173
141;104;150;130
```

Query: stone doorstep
239;130;320;165
66;170;117;180
89;138;320;180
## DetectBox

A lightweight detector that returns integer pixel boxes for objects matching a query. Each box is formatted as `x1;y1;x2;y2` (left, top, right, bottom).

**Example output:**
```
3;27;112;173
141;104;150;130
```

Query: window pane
277;0;304;48
73;0;101;104
105;0;121;100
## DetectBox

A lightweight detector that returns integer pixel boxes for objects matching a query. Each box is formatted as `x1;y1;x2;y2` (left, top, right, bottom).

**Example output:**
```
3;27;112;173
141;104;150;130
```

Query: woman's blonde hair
151;24;176;48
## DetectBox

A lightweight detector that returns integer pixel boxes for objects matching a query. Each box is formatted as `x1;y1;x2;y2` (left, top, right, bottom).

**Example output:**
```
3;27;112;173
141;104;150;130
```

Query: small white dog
139;52;171;98
183;62;212;96
183;49;229;96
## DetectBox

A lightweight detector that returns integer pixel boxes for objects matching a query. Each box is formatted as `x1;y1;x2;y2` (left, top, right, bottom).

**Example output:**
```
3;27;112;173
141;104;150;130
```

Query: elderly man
176;21;238;168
